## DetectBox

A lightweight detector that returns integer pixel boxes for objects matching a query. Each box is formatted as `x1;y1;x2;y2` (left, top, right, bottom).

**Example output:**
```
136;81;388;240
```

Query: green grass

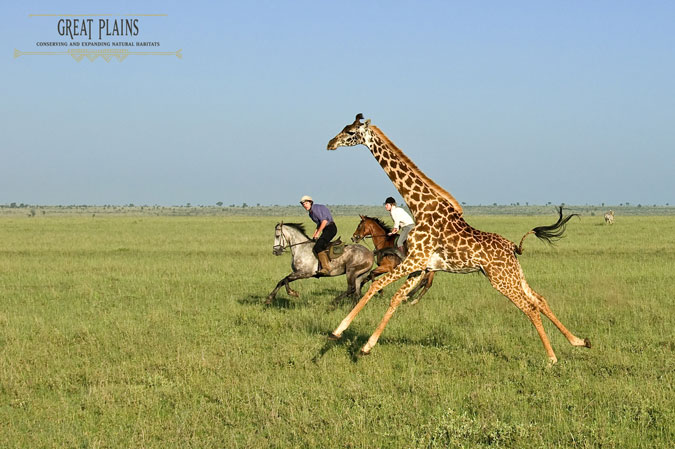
1;215;673;448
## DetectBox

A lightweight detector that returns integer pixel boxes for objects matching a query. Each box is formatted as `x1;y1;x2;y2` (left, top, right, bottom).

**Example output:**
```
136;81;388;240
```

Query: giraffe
326;114;591;364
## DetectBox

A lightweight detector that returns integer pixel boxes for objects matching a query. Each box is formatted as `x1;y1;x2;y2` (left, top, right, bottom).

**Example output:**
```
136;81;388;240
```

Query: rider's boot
317;251;332;275
394;246;406;260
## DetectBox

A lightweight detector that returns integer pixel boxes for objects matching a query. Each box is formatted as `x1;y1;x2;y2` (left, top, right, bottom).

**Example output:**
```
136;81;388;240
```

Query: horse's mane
281;222;311;240
364;216;393;235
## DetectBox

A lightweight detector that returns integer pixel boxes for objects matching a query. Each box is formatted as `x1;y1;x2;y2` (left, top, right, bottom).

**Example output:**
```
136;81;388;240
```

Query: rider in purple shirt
300;195;337;275
308;203;334;226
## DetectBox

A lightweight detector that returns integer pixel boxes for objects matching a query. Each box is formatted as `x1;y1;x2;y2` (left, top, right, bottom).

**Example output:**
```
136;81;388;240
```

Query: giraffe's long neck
366;126;463;218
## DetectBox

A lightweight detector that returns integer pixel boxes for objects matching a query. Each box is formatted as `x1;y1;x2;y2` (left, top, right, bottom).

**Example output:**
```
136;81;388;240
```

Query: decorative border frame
14;48;182;62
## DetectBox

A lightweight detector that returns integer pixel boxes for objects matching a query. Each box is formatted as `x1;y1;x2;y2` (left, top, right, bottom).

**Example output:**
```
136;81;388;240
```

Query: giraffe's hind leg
529;289;591;349
485;265;559;364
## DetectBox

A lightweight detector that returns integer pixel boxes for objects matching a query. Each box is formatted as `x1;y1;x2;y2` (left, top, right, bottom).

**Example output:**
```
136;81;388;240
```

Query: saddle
374;242;407;265
327;237;345;260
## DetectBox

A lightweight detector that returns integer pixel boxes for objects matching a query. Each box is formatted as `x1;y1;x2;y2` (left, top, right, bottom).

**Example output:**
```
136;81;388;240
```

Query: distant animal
351;215;435;305
326;113;591;364
604;210;615;225
267;222;373;305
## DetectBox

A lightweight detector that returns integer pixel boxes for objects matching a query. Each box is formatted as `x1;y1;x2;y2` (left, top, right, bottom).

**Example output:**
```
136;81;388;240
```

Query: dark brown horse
351;215;435;304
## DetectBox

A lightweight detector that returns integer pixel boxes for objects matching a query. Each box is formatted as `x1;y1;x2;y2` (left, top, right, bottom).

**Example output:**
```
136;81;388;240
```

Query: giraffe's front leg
361;274;424;354
331;257;425;338
330;264;415;339
330;281;382;339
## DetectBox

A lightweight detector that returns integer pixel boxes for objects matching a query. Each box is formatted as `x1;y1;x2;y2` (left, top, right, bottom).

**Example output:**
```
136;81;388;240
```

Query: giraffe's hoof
584;338;592;349
327;332;341;341
359;348;371;356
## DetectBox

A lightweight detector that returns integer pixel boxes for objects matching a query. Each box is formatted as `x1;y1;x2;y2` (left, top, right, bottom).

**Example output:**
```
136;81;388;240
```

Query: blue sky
2;1;674;206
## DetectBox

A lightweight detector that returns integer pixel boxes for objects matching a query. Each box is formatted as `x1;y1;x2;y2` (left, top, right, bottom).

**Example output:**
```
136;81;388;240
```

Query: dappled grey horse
266;222;374;304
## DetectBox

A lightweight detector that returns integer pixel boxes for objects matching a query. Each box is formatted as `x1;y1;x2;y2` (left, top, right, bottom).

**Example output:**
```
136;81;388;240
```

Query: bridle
273;222;314;254
352;220;390;244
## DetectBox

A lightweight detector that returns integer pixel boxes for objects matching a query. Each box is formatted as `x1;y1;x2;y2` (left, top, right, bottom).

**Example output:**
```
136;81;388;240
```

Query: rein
353;230;392;242
358;233;389;239
274;223;315;253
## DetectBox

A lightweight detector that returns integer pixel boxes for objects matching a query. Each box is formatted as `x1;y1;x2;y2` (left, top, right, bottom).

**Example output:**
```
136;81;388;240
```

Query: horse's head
273;222;286;255
352;215;371;243
327;113;371;151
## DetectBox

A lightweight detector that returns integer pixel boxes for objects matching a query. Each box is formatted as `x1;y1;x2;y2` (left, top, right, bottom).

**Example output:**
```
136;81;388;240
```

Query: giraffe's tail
515;206;580;255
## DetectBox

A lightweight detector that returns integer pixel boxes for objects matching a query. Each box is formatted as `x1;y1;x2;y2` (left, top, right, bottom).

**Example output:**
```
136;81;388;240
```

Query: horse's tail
516;206;579;255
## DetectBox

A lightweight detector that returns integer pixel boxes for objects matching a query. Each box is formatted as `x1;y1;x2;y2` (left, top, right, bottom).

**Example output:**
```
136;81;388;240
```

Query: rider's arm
314;219;328;239
390;208;401;234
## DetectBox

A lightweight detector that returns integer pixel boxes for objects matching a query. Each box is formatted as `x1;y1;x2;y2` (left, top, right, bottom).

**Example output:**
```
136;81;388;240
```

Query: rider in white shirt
384;197;414;259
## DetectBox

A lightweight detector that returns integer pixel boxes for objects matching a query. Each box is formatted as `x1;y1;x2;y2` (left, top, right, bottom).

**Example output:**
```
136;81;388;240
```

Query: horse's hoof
584;338;592;349
327;332;341;341
265;296;274;305
289;291;299;298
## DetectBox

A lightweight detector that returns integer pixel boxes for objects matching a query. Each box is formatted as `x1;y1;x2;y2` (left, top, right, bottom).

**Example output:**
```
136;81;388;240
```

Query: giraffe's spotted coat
326;114;591;363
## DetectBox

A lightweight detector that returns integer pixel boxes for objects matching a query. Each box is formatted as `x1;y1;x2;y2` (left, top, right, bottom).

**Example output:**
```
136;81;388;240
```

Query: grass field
1;214;673;448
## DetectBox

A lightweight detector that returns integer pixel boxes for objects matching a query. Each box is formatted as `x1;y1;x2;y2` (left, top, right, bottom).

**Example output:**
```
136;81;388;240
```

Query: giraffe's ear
365;119;371;127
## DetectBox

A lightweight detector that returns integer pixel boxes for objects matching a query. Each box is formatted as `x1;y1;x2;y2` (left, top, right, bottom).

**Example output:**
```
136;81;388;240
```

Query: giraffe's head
327;113;371;150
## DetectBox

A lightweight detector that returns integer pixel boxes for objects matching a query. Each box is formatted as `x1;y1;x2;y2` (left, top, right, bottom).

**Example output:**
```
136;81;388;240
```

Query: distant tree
216;202;223;207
